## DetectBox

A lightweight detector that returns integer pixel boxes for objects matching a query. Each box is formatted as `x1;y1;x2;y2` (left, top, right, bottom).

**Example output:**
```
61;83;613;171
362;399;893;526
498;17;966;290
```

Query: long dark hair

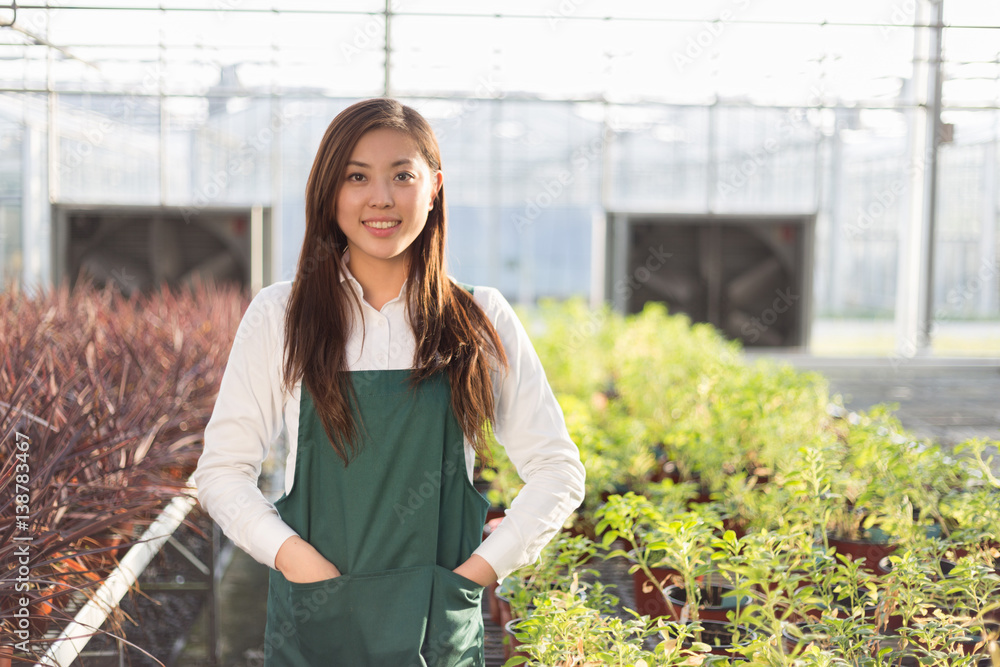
283;98;508;464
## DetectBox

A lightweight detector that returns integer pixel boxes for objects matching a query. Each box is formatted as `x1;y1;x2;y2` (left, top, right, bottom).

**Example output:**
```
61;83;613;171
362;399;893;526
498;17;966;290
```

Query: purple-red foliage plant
1;279;248;660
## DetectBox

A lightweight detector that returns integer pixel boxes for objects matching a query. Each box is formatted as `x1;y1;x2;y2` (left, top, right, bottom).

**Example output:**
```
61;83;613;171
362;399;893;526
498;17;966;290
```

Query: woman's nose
368;178;393;207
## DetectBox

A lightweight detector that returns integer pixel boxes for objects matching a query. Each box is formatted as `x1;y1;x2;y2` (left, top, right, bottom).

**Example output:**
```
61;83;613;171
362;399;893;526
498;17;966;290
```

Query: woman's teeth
364;220;400;229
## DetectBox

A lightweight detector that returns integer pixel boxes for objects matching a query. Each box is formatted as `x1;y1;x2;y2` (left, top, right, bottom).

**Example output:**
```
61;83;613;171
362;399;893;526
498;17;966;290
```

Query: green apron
263;367;490;666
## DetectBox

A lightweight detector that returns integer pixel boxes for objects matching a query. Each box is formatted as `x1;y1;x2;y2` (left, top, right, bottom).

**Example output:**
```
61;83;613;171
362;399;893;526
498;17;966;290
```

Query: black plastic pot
663;583;752;622
877;555;956;579
878;651;993;666
503;618;528;661
826;532;897;573
780;620;877;655
626;550;681;619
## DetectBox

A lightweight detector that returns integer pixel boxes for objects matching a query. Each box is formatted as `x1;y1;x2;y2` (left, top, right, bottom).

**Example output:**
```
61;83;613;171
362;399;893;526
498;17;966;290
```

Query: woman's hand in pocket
452;554;497;587
275;535;341;583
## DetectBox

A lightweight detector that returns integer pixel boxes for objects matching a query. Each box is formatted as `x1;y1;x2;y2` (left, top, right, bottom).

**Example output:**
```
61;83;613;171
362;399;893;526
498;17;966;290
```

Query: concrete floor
179;355;1000;665
772;354;1000;447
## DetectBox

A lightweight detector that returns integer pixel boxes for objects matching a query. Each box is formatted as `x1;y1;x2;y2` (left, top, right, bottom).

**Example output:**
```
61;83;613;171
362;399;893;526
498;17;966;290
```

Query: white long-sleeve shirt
193;260;586;582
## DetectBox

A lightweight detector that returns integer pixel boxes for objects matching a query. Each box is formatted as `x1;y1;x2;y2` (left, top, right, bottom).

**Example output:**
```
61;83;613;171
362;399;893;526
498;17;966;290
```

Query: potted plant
507;590;711;666
658;618;755;661
780;614;883;664
596;493;721;622
493;532;599;650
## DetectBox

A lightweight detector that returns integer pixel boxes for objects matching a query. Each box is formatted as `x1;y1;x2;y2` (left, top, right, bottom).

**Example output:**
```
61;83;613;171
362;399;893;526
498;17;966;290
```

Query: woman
194;98;585;666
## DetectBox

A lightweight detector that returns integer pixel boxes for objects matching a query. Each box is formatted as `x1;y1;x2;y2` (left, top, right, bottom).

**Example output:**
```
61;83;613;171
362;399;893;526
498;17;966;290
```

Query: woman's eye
395;172;415;181
346;173;365;182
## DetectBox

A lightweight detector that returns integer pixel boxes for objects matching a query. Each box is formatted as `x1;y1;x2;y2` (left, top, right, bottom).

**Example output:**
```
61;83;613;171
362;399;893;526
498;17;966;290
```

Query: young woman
194;98;586;666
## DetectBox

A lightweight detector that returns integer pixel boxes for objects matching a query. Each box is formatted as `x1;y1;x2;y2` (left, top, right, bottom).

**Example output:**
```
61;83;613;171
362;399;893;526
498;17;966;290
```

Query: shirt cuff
472;518;521;583
249;513;300;570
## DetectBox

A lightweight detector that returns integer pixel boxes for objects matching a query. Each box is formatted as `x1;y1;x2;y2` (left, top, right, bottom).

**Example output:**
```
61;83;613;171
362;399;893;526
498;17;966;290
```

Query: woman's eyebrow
346;158;415;168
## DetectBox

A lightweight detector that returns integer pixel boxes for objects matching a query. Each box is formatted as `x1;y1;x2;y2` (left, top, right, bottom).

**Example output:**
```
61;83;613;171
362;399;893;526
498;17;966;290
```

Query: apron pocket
434;566;485;594
423;566;485;667
286;565;433;667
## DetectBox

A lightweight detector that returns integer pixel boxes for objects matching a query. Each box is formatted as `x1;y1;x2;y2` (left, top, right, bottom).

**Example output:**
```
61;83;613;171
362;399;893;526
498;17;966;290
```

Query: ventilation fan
619;216;811;347
67;210;250;294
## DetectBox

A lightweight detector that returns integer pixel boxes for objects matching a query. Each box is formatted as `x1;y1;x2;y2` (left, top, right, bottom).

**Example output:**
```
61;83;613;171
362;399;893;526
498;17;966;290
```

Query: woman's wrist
453;554;498;587
275;535;303;572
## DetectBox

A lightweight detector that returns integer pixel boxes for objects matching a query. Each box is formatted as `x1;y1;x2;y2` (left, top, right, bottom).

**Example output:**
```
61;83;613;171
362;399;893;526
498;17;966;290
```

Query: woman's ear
429;170;443;210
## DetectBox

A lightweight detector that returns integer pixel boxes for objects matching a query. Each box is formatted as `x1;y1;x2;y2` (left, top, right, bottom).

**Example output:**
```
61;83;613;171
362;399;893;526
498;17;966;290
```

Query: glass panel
0;202;22;285
8;9;54;43
942;28;1000;108
0;97;23;285
272;1;382;10
945;0;1000;27
609;105;710;211
0;120;22;200
49;9;163;47
736;0;907;24
421;98;600;299
944;27;1000;64
55;1;160;8
827;114;911;317
0;44;47;90
713;107;819;213
935;110;999;319
175;97;279;207
152;10;275;49
56;94;160;204
401;1;562;18
390;15;607;97
401;0;906;23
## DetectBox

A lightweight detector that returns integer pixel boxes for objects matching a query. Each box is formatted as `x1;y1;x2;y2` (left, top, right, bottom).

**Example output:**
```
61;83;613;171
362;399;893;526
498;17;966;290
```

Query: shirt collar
338;248;359;286
338;248;411;309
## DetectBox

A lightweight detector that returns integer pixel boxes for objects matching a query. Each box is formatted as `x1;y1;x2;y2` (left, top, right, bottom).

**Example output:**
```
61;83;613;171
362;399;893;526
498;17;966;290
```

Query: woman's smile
362;217;402;235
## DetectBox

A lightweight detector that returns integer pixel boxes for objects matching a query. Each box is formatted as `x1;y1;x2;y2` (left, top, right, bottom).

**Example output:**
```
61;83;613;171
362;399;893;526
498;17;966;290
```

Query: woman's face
335;127;442;271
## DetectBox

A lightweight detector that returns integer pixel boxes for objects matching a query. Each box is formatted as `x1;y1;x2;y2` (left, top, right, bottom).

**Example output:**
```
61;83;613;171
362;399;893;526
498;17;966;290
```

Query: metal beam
383;0;392;98
895;0;944;358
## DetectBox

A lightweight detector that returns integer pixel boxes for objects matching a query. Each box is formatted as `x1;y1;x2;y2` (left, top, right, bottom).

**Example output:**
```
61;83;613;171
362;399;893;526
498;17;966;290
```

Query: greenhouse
1;1;999;666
